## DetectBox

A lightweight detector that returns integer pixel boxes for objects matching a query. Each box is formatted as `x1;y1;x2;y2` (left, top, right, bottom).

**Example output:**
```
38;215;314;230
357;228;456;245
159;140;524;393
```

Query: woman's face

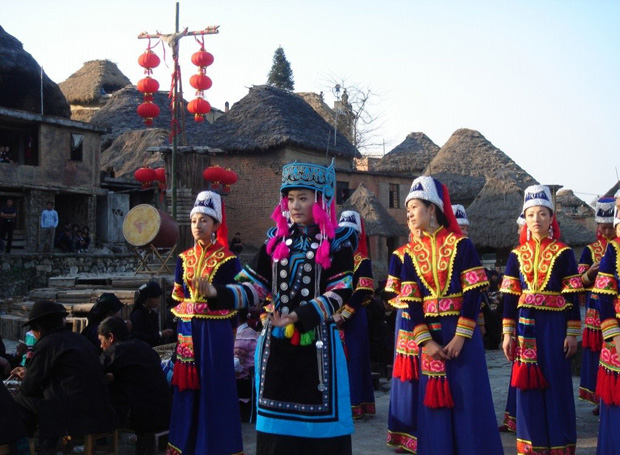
524;206;552;239
615;223;620;238
191;213;219;245
406;199;434;234
287;189;315;226
599;223;615;240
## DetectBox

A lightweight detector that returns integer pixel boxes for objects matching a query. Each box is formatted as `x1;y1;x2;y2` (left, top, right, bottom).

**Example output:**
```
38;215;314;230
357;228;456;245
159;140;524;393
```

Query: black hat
22;300;68;327
138;281;163;300
90;293;124;322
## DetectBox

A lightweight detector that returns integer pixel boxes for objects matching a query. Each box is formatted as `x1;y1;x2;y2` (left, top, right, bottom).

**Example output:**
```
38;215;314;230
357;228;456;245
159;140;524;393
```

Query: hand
15;341;27;357
479;325;487;336
161;329;174;339
332;313;344;327
564;335;577;358
11;366;25;380
443;335;466;359
502;334;515;362
422;340;450;361
614;335;620;357
270;310;299;328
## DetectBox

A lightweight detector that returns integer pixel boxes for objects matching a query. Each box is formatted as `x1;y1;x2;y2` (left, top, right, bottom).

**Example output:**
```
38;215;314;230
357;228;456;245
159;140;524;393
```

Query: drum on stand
122;204;179;274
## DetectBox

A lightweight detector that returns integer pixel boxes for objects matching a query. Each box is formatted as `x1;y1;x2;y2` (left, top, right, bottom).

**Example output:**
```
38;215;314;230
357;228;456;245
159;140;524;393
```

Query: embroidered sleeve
578;246;593;276
344;257;374;313
173;256;186;301
477;311;485;327
502;317;516;336
562;275;586;294
385;250;406;308
500;275;522;295
456;317;477;338
413;323;432;345
601;318;620;341
559;248;585;294
456;239;487;325
594;273;619;296
460;267;489;293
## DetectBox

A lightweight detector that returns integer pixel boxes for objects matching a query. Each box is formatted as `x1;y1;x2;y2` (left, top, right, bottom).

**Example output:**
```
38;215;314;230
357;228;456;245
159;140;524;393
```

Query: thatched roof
426;129;537;202
556;189;592;210
557;212;596;247
297;92;335;124
203;85;360;159
374;132;440;174
0;26;70;117
101;129;167;178
59;60;131;105
342;183;407;237
467;178;524;249
91;86;213;149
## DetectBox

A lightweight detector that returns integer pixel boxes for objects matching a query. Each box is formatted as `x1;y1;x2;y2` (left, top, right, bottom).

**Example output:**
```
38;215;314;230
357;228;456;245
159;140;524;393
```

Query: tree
267;46;294;91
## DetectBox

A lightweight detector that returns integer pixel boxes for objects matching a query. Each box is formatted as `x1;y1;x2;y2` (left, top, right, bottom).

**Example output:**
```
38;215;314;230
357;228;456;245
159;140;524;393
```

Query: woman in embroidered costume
501;185;584;455
592;208;620;454
166;191;244;455
334;210;376;419
578;198;616;413
499;214;526;434
387;176;502;455
201;161;355;455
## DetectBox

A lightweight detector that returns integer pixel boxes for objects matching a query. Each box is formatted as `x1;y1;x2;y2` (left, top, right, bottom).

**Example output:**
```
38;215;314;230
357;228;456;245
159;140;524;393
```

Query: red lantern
137;102;160;126
138;51;160;70
189;74;213;91
154;167;166;184
143;94;154;103
203;165;228;189
191;49;214;68
220;168;238;185
137;77;160;94
134;167;157;185
188;98;211;115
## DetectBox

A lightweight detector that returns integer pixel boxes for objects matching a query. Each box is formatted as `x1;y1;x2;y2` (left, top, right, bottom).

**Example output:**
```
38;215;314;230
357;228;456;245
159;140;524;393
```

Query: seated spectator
55;224;75;252
11;301;118;455
161;294;178;345
234;309;259;422
130;282;173;347
1;381;27;452
77;226;91;252
1;333;31;377
82;293;124;349
98;317;172;455
229;232;244;255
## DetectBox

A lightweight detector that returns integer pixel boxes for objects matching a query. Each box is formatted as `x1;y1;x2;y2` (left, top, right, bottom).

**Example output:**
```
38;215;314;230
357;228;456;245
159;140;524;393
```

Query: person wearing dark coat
130;281;172;347
81;293;124;349
98;317;172;455
11;300;118;455
0;381;27;453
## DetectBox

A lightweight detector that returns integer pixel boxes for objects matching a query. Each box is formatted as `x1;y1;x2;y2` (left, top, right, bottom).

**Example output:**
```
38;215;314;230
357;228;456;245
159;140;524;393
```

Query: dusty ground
3;342;599;454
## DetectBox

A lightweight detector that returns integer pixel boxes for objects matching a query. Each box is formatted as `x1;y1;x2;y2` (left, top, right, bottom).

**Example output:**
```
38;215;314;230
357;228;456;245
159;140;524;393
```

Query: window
389;184;400;208
0;122;39;166
336;181;350;205
70;133;84;161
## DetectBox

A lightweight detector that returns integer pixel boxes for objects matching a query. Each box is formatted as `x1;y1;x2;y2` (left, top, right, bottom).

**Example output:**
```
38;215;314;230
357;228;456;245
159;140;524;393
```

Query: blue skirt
515;310;576;453
168;318;243;455
598;402;620;455
580;294;601;405
502;382;517;432
342;307;375;418
417;316;503;455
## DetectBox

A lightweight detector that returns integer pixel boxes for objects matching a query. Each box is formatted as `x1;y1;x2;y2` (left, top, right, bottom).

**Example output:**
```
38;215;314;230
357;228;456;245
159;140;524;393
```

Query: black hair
420;200;449;228
98;316;129;342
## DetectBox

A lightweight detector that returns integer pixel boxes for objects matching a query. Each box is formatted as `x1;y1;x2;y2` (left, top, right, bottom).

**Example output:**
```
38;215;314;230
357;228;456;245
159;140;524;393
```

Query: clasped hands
192;277;217;299
423;336;465;360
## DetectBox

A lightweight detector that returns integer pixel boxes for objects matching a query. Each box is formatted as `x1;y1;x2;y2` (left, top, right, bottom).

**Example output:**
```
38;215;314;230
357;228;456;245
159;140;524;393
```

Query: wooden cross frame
132;244;178;275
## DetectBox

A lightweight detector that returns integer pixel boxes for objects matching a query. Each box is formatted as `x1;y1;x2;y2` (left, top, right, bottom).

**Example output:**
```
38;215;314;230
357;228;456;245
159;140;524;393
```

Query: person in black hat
81;293;124;349
130;281;172;347
10;300;118;455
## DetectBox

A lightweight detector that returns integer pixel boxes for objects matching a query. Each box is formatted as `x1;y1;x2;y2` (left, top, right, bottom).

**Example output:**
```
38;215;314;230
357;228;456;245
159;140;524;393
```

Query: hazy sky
3;0;619;202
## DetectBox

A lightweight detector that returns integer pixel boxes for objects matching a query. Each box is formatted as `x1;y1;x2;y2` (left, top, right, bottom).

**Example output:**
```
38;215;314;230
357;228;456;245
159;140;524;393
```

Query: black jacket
102;338;171;433
19;327;118;438
130;304;163;347
0;381;26;444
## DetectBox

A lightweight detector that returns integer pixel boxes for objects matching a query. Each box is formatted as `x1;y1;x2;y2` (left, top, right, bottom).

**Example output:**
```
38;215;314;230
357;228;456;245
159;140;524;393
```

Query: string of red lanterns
202;165;237;194
134;166;167;189
188;42;214;123
137;46;161;126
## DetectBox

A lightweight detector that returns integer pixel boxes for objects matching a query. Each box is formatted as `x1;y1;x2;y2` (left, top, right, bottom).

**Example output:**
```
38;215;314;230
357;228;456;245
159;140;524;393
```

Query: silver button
317;384;325;392
302;276;311;284
311;242;319;249
281;295;289;304
306;251;315;259
280;270;288;278
304;264;312;272
280;258;288;266
316;234;323;240
280;282;288;291
316;340;324;349
301;288;310;297
285;239;293;246
281;306;290;315
300;300;307;306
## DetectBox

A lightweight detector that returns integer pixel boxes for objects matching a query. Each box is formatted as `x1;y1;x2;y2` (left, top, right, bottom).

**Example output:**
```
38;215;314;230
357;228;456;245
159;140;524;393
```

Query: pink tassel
312;203;328;229
316;240;331;269
266;236;279;255
273;241;290;261
271;202;289;237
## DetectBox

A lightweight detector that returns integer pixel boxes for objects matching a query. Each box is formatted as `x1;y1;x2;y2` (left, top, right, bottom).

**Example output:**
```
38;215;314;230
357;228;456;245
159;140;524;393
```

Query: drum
122;204;179;248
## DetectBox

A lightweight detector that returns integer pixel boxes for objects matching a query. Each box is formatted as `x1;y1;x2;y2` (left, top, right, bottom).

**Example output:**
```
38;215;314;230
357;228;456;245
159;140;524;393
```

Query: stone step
0;314;28;341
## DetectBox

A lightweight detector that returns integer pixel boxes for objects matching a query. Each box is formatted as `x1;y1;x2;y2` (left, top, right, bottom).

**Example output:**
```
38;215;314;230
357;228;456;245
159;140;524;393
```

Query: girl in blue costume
335;210;376;419
578;198;616;412
201;161;355;455
166;191;244;455
593;208;620;455
501;185;583;455
389;176;503;455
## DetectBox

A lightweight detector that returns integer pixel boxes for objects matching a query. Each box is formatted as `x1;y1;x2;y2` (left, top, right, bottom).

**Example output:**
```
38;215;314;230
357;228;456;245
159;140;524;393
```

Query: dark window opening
336;181;351;205
70;133;84;161
0;122;39;166
389;183;400;208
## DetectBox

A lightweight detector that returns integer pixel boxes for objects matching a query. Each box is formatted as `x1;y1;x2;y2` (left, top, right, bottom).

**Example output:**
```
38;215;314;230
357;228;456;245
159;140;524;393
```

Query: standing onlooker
230;231;244;255
130;281;173;347
40;201;58;253
0;198;17;253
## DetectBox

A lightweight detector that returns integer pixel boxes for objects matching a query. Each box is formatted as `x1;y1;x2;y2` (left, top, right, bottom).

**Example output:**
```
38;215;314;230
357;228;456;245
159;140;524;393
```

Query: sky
2;0;619;203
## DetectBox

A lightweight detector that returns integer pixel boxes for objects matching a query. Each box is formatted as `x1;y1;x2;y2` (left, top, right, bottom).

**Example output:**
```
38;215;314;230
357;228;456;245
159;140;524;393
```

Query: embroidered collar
515;237;569;292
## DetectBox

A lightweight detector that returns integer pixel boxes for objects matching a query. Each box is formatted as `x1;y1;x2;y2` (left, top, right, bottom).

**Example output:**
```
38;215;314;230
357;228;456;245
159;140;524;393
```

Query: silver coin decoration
311;242;319;249
301;288;310;297
317;384;325;392
280;258;288;266
316;234;323;240
304;264;312;272
281;306;290;315
280;295;289;304
280;270;288;278
285;239;293;246
306;251;315;259
300;301;307;306
302;276;311;284
280;282;288;291
316;340;324;349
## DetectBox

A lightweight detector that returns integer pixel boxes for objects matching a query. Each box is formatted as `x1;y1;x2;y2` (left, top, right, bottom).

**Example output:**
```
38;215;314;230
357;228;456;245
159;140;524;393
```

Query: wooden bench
84;430;118;455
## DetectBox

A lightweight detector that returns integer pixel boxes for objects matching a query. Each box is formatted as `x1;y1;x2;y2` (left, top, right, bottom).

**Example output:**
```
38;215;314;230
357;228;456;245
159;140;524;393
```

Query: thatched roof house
0;26;70;117
374;132;440;175
557;212;596;247
203;85;360;159
426;129;536;203
59;60;131;122
102;129;168;178
342;183;407;237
